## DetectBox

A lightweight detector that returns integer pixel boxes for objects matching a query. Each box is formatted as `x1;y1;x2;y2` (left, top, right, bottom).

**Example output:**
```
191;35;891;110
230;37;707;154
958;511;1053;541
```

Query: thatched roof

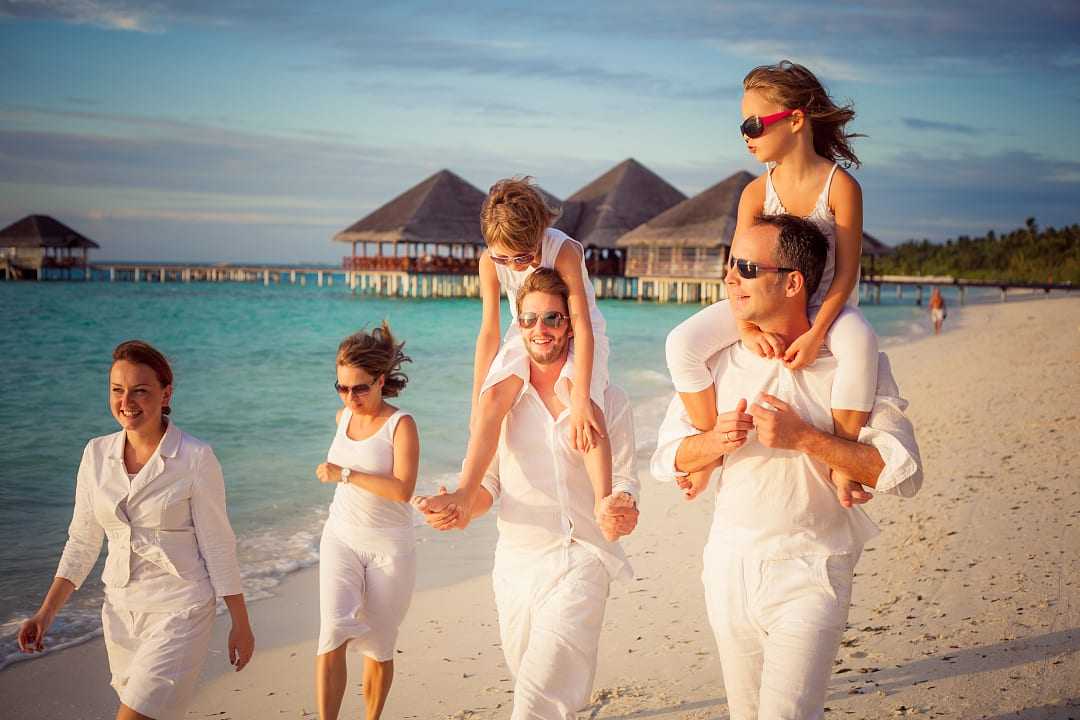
555;158;686;248
617;171;754;249
334;169;486;245
862;232;891;256
0;215;100;249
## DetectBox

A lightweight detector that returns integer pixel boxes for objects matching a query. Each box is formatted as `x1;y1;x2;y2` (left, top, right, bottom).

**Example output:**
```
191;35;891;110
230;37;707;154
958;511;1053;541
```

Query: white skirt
102;598;216;720
317;517;417;660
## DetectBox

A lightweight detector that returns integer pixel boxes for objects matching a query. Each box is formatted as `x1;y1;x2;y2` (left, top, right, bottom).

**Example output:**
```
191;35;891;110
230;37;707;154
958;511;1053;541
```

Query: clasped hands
412;487;639;541
676;393;871;508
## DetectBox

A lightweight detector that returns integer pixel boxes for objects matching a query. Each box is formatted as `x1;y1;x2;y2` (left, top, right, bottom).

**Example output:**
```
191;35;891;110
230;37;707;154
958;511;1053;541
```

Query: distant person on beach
665;60;878;508
652;215;923;719
930;287;947;335
313;323;419;720
18;340;254;720
426;177;615;537
414;268;640;720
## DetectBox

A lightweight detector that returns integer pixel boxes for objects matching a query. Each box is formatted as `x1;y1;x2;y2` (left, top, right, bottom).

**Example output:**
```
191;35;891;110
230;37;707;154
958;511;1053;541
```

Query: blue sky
2;0;1078;262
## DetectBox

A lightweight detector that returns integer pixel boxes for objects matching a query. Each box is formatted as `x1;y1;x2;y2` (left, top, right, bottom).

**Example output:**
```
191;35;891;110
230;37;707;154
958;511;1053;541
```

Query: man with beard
415;267;640;720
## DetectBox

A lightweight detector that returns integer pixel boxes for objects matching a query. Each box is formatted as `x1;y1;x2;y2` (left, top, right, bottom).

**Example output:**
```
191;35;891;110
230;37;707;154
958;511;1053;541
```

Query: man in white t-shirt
415;267;640;720
652;214;923;720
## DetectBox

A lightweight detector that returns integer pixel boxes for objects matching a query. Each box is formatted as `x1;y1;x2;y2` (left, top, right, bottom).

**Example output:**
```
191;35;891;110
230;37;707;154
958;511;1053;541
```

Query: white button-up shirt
651;347;922;560
55;421;244;611
481;378;639;584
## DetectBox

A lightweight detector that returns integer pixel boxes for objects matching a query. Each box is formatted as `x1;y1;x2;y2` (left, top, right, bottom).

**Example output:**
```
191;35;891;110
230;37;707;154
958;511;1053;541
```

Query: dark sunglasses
489;251;535;266
728;256;795;279
517;311;569;329
739;108;803;139
334;380;376;397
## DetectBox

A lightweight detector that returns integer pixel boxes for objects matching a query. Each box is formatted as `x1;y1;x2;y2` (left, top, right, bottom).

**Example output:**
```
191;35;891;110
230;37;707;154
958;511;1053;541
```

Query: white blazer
55;420;243;611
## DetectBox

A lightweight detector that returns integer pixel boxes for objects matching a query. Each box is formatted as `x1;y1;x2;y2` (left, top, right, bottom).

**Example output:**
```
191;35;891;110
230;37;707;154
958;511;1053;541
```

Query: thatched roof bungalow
333;169;486;272
556;158;687;250
618;171;753;278
0;214;100;280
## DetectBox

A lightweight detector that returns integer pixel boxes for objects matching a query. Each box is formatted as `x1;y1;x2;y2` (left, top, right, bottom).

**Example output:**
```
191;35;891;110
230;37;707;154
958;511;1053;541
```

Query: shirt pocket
158;480;194;531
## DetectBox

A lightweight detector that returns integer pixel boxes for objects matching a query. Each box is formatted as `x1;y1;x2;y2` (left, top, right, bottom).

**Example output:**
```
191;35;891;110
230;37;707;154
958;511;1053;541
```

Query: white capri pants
317;518;417;660
665;300;879;411
701;543;860;720
493;542;611;720
102;598;216;720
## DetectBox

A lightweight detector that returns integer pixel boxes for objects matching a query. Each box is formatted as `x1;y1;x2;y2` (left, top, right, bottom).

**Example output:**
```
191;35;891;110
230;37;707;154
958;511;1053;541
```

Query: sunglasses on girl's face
489;251;535;266
728;256;795;279
517;311;570;329
739;108;803;139
334;381;375;397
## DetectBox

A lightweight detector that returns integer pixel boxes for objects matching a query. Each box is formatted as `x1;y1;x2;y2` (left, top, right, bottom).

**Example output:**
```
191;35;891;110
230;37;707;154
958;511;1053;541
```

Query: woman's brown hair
112;340;174;415
480;176;560;254
336;321;411;398
744;60;864;168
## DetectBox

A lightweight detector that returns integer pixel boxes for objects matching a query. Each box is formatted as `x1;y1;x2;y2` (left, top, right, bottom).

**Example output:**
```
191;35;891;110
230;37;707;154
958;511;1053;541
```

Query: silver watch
339;467;351;484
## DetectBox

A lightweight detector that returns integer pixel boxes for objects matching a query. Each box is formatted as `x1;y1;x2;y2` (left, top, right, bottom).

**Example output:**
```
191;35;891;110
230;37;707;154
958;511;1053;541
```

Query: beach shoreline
2;295;1078;719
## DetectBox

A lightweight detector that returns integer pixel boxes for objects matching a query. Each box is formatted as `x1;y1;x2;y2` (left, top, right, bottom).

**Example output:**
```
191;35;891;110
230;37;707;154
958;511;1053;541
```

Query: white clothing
764;162;860;309
479;379;638;718
493;542;609;720
484;228;609;409
102;598;216;720
326;408;415;551
931;307;945;323
55;420;243;611
702;547;858;720
319;407;416;658
653;346;921;719
651;347;923;558
481;381;638;583
317;515;416;659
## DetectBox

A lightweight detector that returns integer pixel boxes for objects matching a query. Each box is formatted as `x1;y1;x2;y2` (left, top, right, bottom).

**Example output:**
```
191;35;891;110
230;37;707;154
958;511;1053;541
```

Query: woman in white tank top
313;322;419;720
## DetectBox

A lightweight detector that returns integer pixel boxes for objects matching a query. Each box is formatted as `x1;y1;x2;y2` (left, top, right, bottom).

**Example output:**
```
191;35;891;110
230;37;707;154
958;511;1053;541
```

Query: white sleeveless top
493;227;607;338
764;162;859;309
326;408;414;546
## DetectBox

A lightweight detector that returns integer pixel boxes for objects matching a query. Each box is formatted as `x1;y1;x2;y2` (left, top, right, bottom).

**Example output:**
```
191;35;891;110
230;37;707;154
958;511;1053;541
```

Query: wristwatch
339;467;351;484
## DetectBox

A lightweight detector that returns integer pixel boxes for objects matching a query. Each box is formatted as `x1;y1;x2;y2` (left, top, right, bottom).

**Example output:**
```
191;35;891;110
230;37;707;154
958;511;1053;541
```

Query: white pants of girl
102;598;216;720
666;300;879;412
493;542;611;720
317;517;417;660
701;543;860;720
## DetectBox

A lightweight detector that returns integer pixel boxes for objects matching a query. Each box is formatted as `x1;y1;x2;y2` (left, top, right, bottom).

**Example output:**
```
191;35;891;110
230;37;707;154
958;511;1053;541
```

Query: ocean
0;279;979;669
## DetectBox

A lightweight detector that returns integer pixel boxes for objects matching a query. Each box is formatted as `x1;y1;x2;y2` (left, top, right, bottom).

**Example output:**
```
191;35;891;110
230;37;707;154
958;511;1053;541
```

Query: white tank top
764;163;859;309
326;408;414;538
493;227;607;338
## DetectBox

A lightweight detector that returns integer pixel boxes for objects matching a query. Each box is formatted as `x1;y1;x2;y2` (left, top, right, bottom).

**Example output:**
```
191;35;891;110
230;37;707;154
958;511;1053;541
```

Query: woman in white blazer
17;340;255;720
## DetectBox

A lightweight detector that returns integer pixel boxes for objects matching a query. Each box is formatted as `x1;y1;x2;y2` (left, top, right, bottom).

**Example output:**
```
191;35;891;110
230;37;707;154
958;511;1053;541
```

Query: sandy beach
2;295;1078;719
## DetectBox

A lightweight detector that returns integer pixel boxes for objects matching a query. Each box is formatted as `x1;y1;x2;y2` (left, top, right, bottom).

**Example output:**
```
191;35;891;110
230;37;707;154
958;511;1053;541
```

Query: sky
1;0;1079;262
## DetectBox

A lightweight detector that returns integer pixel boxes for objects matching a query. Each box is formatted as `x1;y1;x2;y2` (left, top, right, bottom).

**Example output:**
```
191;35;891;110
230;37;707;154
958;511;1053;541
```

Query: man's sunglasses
517;311;570;329
728;256;795;279
334;381;375;397
489;251;535;266
740;108;803;139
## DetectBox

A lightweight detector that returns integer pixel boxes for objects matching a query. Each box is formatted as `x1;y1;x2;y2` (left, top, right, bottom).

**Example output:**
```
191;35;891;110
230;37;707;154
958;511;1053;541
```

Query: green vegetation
873;219;1080;285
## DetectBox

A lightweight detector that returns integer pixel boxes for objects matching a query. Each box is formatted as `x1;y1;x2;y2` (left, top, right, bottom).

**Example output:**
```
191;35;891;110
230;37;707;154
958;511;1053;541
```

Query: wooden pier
9;263;1073;305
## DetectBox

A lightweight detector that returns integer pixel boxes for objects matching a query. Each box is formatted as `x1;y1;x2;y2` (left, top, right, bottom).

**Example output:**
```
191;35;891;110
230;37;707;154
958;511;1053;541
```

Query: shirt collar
106;419;181;461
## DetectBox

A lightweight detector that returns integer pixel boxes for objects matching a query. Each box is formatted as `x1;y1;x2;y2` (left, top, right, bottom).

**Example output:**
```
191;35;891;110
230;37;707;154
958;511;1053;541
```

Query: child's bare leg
582;401;613;535
678;386;718;502
427;376;523;519
831;409;872;508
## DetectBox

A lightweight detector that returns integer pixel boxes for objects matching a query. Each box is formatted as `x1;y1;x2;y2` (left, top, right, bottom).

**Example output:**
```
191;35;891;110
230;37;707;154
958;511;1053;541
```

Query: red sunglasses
740;108;804;139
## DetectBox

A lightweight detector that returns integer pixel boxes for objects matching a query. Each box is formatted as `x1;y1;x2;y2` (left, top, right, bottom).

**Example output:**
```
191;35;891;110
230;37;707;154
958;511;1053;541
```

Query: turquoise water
0;279;965;668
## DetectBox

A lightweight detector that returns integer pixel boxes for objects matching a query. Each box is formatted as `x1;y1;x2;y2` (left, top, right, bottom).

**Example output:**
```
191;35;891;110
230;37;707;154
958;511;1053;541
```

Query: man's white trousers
702;541;859;720
493;542;610;720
